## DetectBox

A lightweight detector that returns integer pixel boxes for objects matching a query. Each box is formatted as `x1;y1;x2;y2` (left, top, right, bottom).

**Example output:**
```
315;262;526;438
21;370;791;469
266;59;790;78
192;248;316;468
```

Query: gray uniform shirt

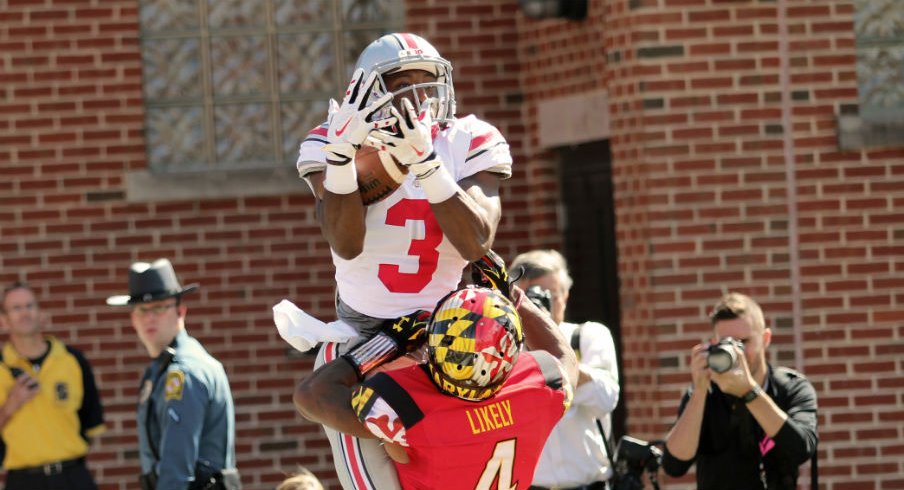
137;329;236;489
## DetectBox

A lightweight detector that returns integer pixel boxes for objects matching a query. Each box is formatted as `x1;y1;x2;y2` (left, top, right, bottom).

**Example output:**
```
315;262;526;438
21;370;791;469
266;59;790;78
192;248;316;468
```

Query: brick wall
515;1;609;250
0;2;333;488
0;0;546;488
3;0;903;489
517;0;904;488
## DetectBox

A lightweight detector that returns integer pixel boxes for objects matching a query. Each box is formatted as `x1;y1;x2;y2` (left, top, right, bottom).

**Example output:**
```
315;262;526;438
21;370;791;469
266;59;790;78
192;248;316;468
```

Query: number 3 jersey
351;351;572;490
297;115;513;319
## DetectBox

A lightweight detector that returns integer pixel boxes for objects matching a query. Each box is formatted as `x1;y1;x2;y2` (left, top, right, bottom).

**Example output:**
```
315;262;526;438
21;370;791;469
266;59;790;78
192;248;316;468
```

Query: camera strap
570;326;582;360
571;323;616;465
810;445;818;489
596;418;614;464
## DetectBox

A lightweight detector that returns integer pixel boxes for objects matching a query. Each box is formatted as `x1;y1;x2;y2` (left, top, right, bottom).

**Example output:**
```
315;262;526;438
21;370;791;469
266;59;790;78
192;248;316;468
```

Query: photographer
662;293;818;490
511;250;620;490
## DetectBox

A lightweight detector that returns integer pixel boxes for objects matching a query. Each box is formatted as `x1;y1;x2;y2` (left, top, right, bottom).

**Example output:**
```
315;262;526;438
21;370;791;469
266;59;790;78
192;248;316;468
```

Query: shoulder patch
164;370;185;401
364;372;424;429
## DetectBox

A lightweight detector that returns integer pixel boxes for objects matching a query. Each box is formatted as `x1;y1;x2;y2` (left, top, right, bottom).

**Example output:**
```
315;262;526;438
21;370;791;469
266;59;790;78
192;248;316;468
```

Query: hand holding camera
524;285;552;313
705;337;758;397
706;337;744;373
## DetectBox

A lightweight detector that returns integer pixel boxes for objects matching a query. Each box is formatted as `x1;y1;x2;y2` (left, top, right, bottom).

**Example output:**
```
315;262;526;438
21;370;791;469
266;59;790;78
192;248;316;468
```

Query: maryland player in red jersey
294;280;578;490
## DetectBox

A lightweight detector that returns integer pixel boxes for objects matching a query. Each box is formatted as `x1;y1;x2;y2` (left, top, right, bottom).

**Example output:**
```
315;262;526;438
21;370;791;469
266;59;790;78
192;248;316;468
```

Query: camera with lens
611;435;663;490
524;285;552;313
706;337;744;373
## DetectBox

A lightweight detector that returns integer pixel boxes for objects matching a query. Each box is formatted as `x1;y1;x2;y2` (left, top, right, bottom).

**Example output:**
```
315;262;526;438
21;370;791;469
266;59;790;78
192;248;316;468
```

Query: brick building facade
2;0;902;489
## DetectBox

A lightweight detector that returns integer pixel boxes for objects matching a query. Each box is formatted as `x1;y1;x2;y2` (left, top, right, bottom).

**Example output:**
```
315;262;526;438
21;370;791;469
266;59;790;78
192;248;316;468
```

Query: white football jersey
297;115;512;318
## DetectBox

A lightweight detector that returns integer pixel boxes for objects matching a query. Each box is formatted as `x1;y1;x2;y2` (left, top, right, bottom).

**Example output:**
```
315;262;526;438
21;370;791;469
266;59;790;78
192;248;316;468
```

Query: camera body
706;337;744;373
612;436;663;490
524;285;552;313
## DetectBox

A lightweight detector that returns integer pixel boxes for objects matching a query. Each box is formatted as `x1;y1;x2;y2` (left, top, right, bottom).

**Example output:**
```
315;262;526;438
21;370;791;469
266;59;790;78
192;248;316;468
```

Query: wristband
323;159;358;195
341;333;399;379
414;161;458;204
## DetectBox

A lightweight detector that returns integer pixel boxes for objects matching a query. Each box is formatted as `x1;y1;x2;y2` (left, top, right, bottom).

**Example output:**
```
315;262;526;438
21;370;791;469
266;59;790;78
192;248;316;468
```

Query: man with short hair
662;292;818;490
0;282;106;490
107;258;239;490
511;249;620;490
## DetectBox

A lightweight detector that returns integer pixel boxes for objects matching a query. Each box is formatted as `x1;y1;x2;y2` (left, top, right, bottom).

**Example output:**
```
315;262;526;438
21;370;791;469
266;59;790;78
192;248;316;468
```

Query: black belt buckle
42;461;64;476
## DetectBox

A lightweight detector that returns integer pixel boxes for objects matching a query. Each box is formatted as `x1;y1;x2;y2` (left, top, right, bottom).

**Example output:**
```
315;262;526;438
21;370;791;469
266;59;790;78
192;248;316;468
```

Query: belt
8;456;85;476
529;482;607;490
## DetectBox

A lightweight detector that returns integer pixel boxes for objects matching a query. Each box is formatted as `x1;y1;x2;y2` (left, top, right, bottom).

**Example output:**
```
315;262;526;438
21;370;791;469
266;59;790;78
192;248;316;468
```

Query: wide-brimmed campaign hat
106;258;199;306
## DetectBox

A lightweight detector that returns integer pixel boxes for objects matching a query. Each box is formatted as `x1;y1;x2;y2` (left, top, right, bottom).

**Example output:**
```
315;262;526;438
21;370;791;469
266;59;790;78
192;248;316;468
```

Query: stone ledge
537;89;610;149
837;115;904;151
124;166;309;202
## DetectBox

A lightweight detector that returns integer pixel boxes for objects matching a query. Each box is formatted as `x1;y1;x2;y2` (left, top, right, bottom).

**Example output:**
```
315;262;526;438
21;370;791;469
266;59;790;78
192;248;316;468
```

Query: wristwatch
742;385;763;404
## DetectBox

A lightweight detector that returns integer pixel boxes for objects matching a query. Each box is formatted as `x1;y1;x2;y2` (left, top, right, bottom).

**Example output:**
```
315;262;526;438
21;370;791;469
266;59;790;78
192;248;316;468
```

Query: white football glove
368;98;437;171
321;142;357;166
325;68;396;165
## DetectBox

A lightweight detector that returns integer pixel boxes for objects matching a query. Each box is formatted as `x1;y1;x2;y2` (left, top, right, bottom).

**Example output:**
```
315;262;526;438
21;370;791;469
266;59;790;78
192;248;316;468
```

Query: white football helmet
353;33;456;123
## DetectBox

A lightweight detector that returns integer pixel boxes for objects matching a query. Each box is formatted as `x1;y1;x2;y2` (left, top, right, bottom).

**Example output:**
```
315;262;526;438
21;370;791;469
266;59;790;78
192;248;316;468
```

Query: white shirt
296;115;512;318
531;321;621;488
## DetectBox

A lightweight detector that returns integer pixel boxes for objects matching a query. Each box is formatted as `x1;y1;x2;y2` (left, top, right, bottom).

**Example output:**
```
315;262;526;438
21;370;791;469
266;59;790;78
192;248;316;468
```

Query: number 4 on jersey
475;439;518;490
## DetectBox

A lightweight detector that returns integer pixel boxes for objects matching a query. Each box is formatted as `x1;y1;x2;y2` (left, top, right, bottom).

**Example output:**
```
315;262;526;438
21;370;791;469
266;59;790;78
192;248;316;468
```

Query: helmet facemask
367;67;454;125
353;33;456;125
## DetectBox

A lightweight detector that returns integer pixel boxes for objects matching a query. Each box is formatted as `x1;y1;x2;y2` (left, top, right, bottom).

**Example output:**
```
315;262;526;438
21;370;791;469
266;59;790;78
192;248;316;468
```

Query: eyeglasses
133;303;178;317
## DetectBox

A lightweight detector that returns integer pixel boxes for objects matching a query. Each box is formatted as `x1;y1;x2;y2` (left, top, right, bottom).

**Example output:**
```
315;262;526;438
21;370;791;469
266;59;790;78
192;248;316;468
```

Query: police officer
107;259;240;490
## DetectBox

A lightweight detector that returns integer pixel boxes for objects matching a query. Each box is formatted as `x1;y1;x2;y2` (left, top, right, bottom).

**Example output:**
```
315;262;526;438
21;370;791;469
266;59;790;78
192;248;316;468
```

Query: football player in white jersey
295;33;513;490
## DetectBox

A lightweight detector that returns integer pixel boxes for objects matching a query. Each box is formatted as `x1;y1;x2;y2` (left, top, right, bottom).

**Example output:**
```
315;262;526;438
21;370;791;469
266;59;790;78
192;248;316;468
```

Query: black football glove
470;250;513;300
381;310;431;354
342;310;431;378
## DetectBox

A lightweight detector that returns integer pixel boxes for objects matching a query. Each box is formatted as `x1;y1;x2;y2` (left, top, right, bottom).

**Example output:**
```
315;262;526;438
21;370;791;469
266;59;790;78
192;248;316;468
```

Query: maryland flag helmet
426;287;523;402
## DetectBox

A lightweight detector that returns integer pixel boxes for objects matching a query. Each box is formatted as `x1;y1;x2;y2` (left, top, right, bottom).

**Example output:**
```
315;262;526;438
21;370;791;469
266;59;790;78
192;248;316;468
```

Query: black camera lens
706;337;743;373
524;285;552;313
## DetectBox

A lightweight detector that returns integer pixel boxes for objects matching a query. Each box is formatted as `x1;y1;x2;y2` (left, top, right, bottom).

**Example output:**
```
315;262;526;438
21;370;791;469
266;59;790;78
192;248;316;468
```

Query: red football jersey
355;350;571;490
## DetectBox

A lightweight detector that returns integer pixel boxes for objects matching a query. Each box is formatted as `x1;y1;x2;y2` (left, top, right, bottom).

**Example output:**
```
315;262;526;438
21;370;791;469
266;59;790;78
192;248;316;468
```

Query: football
356;146;408;205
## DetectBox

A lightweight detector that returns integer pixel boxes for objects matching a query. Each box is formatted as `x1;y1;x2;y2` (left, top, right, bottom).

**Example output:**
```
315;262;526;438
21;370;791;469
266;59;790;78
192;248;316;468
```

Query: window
855;0;904;122
841;0;904;149
139;0;403;173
